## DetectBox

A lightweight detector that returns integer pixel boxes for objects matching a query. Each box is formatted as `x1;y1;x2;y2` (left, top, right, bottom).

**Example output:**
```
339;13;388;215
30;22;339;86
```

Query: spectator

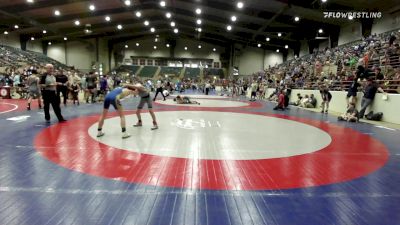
338;103;359;122
56;70;69;106
374;67;384;80
26;70;42;110
304;94;317;108
69;81;80;105
86;72;97;103
250;80;258;101
358;78;386;119
205;81;212;95
107;75;114;91
99;75;108;96
346;78;361;107
320;87;332;113
273;89;286;110
290;93;303;106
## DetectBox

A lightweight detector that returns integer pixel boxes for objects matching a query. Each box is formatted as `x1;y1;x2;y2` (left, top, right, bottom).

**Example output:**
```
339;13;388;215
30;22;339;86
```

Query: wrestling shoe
122;133;131;139
133;122;142;127
151;123;158;130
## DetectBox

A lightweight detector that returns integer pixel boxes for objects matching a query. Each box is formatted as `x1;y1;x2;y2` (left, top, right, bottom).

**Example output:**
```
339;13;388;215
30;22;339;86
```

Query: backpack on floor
366;111;383;121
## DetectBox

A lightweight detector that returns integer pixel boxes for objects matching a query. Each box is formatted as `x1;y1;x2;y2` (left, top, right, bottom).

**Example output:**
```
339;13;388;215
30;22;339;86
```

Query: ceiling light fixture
125;45;128;48
89;4;95;11
105;16;111;22
266;37;270;41
196;19;202;25
136;43;140;46
74;20;80;26
319;29;323;33
117;24;123;30
150;27;155;32
27;0;34;3
166;12;172;18
321;0;327;2
48;42;52;45
166;44;170;47
196;8;202;15
54;10;60;16
227;25;232;31
276;49;280;52
64;37;68;41
174;28;179;33
43;30;47;34
294;16;299;22
278;32;282;37
154;46;157;49
31;37;35;40
231;16;237;22
184;47;188;50
213;48;216;52
160;1;166;7
135;11;141;18
258;43;261;48
198;45;202;49
4;31;8;35
197;27;202;32
237;1;244;9
170;21;175;27
144;20;149;26
285;45;288;49
14;25;19;29
124;0;131;6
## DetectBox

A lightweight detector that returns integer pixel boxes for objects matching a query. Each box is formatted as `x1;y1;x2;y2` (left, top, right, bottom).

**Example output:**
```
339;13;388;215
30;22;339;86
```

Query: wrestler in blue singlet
104;87;124;109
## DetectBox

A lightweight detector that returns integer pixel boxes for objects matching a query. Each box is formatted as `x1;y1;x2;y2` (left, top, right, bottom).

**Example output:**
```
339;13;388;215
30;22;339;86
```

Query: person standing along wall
56;70;69;106
358;78;386;119
320;87;332;114
86;72;97;103
205;81;211;95
26;70;42;110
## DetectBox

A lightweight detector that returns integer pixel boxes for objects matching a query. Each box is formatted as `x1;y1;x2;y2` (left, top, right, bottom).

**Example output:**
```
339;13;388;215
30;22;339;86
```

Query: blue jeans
358;97;373;118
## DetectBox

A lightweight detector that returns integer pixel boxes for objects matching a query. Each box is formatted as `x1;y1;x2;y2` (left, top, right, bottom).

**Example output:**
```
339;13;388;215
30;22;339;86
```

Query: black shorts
251;91;257;97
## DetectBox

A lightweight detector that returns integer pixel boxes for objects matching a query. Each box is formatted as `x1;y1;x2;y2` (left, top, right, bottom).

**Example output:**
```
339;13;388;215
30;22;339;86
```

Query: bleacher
159;67;182;77
0;45;70;70
204;68;224;78
255;29;400;93
138;66;158;78
115;65;140;74
184;67;200;78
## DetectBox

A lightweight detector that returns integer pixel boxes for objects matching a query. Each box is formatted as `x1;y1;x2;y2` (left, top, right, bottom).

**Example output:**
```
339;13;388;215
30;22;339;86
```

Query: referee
40;64;66;123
